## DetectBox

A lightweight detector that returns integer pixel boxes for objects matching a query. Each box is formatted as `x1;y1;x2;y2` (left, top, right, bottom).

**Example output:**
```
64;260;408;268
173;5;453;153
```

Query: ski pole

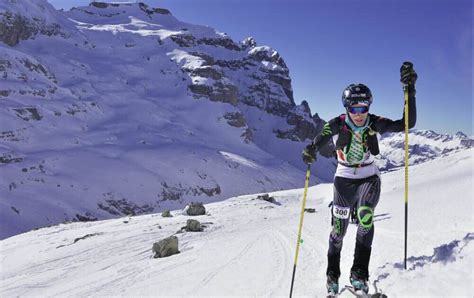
289;163;311;298
403;82;409;270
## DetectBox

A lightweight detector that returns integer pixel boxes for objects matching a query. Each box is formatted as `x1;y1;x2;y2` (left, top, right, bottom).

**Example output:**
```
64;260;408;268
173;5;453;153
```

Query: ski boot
326;272;339;297
350;269;369;294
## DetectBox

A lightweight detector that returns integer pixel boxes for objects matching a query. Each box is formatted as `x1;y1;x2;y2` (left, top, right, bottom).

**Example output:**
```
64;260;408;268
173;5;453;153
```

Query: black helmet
341;84;373;107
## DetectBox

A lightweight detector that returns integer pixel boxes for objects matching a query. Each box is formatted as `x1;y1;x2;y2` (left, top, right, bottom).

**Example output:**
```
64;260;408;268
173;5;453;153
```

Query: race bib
333;205;350;219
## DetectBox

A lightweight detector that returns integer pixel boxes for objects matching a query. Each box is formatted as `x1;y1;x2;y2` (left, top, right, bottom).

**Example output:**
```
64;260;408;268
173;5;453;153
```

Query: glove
400;61;417;86
302;143;317;164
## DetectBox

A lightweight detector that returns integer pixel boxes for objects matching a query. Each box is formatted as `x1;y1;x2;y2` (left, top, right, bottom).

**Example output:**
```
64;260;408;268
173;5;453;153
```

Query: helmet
341;84;373;107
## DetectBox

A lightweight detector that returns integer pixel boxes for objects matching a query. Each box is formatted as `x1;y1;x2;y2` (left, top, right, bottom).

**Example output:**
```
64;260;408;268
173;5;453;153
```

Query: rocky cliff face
1;0;322;140
0;0;73;46
164;24;320;142
0;11;64;46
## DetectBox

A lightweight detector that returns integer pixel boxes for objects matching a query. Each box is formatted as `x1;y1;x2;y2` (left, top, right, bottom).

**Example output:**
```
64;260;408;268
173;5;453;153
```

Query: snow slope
1;148;471;297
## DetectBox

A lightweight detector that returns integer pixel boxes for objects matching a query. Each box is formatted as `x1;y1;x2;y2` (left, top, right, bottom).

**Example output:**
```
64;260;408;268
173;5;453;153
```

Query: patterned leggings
326;174;381;278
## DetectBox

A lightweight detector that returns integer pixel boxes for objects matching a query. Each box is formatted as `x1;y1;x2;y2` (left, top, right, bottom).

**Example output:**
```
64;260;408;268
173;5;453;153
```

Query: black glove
400;61;417;86
302;143;317;164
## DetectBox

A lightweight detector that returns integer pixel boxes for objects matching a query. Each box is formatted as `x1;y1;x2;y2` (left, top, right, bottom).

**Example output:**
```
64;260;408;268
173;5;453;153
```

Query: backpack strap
339;114;349;133
335;114;352;152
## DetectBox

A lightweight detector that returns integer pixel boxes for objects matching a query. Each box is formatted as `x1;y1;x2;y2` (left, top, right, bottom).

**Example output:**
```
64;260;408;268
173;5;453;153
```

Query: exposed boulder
185;202;206;216
185;219;203;232
161;210;172;218
152;236;180;258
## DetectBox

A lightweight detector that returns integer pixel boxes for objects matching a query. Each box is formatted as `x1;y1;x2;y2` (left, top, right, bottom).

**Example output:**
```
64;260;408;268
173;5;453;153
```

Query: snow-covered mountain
1;147;472;297
376;129;473;171
0;0;331;240
0;0;471;241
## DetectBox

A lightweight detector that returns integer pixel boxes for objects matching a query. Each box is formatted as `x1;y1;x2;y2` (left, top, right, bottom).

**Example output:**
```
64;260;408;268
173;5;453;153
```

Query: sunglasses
348;106;369;114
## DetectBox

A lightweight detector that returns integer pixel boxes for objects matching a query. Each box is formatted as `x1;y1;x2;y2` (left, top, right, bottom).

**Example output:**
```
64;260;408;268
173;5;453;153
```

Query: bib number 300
333;205;350;219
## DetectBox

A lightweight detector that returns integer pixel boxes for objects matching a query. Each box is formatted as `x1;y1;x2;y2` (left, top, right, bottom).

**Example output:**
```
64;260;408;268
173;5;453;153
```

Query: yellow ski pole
403;82;410;270
289;164;311;298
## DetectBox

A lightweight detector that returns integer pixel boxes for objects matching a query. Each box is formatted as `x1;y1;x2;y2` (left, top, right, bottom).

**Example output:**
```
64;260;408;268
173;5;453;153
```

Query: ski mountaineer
301;62;417;296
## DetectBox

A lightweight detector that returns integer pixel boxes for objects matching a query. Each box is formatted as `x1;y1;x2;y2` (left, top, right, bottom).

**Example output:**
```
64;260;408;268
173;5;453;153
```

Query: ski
326;285;350;298
345;285;368;298
344;285;387;298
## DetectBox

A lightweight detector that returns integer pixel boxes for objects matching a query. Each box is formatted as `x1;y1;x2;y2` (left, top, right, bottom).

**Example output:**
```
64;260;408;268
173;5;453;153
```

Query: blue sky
48;0;472;135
